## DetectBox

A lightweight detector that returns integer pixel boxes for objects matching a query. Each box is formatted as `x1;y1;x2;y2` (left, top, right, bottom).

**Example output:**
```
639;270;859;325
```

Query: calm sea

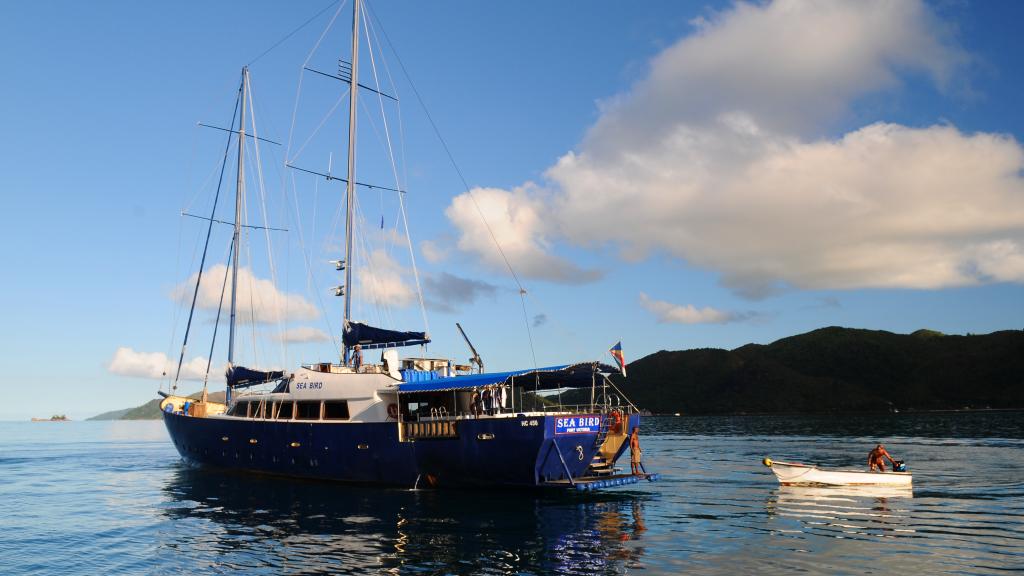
1;413;1022;575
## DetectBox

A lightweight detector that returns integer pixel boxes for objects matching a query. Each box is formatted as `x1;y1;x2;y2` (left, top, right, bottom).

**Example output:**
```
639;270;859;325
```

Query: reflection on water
158;467;651;575
767;485;916;541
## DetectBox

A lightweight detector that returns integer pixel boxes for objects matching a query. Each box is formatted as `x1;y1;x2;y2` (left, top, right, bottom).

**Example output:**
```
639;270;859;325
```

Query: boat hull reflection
159;466;650;573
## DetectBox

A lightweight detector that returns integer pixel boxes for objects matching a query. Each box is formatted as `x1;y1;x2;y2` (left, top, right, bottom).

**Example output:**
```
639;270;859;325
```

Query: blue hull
163;412;640;488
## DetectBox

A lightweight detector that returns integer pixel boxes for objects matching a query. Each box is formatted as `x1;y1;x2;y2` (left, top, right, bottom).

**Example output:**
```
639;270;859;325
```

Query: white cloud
445;0;1024;296
108;347;212;381
357;249;417;308
420;239;448;263
278;326;331;343
639;293;750;324
446;186;602;284
172;265;318;323
585;0;964;147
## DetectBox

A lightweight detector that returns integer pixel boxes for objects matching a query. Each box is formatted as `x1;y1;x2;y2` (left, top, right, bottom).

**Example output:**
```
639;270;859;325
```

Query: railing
403;420;458;439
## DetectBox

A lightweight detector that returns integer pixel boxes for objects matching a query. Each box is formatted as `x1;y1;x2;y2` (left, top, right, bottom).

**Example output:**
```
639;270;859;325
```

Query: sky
1;0;1022;420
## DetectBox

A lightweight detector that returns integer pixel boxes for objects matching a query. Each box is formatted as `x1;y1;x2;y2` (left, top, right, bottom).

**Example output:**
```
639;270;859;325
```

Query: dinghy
762;458;912;487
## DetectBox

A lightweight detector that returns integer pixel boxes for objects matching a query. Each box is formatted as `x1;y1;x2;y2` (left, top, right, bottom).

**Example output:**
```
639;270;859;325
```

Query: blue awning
397;362;616;393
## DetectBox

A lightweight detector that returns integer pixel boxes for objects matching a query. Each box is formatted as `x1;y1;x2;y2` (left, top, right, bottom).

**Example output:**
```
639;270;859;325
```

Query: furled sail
343;320;430;350
226;365;285;389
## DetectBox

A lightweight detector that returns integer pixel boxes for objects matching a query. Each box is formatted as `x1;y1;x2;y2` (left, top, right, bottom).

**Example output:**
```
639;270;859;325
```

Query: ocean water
1;412;1022;575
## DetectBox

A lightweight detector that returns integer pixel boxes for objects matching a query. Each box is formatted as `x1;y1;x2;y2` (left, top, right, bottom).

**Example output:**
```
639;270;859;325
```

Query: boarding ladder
586;410;617;477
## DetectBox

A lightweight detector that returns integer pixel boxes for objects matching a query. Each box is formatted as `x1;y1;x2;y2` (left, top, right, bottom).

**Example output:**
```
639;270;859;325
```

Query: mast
228;66;248;396
342;0;361;363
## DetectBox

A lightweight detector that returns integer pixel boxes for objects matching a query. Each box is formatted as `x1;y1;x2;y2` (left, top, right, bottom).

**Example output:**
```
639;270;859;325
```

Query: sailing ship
159;0;657;491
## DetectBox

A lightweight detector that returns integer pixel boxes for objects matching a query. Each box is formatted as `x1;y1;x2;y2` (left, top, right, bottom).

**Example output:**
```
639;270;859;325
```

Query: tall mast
342;0;361;363
228;67;248;382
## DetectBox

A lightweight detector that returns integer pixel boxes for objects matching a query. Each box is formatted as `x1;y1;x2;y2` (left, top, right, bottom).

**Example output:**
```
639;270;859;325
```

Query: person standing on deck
470;389;481;418
629;427;642;475
350;344;363;372
481;387;492;416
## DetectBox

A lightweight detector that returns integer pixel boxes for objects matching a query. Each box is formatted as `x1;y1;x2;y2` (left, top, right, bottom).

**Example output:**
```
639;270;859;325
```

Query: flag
609;341;627;377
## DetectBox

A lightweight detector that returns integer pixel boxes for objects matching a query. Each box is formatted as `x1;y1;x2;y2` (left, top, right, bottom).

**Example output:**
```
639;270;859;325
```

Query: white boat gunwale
764;458;912;487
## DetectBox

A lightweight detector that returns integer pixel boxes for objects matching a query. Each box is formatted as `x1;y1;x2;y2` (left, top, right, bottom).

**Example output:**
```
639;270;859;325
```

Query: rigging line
181;152;232;223
284;0;348;163
362;13;430;336
365;13;411;219
243;224;259;367
289;171;340;353
203;240;235;388
365;4;523;290
520;293;540;371
247;0;344;67
167;122;209;392
246;72;289;368
174;76;243;389
197;123;281;146
366;2;536;368
352;196;394;330
288;88;349;163
181;212;288;232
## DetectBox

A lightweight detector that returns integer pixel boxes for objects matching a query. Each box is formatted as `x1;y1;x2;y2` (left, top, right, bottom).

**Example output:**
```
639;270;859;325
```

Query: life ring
386;403;399;420
610;410;623;434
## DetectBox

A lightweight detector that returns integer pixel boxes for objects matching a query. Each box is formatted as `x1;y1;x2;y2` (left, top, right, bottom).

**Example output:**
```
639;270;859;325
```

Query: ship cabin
164;353;634;439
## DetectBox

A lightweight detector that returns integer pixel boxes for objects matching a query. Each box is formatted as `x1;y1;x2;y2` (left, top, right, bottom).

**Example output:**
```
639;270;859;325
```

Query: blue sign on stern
554;414;601;434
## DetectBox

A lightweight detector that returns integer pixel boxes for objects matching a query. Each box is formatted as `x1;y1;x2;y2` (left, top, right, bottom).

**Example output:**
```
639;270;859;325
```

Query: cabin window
229;401;249;417
277;401;294;420
323;401;350;420
295;401;321;421
252;401;266;419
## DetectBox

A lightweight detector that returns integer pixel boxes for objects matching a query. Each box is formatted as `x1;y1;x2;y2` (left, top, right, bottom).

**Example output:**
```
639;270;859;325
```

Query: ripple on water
1;416;1023;574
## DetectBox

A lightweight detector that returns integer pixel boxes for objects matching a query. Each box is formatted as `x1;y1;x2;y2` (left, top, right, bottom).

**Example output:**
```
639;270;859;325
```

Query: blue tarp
344;321;430;350
397;362;616;393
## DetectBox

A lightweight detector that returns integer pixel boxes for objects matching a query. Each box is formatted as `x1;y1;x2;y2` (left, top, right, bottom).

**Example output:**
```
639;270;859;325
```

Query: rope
247;0;344;67
284;0;349;161
203;240;235;388
288;172;339;353
245;72;289;367
365;2;538;368
173;79;242;390
361;10;430;338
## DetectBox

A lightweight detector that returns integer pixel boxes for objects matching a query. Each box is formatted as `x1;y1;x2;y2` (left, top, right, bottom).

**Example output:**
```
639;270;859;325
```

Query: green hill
89;390;226;421
611;327;1024;414
92;328;1024;418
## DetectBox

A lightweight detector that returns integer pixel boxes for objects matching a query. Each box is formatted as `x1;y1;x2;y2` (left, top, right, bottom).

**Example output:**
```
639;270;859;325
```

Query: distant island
32;414;69;422
92;327;1023;419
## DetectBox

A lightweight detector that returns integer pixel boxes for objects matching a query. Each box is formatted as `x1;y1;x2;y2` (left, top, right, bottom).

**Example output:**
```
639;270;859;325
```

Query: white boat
762;458;912;487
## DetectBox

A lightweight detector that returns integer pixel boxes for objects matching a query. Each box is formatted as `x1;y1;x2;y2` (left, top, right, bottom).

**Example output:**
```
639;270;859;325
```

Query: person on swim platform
629;426;642;475
868;443;896;472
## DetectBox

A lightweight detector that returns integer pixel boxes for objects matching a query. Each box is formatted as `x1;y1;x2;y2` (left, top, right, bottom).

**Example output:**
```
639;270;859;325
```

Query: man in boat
629;426;642;475
868;443;896;472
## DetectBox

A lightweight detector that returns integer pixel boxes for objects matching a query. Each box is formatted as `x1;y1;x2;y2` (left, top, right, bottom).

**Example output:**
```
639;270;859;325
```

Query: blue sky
2;0;1022;420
